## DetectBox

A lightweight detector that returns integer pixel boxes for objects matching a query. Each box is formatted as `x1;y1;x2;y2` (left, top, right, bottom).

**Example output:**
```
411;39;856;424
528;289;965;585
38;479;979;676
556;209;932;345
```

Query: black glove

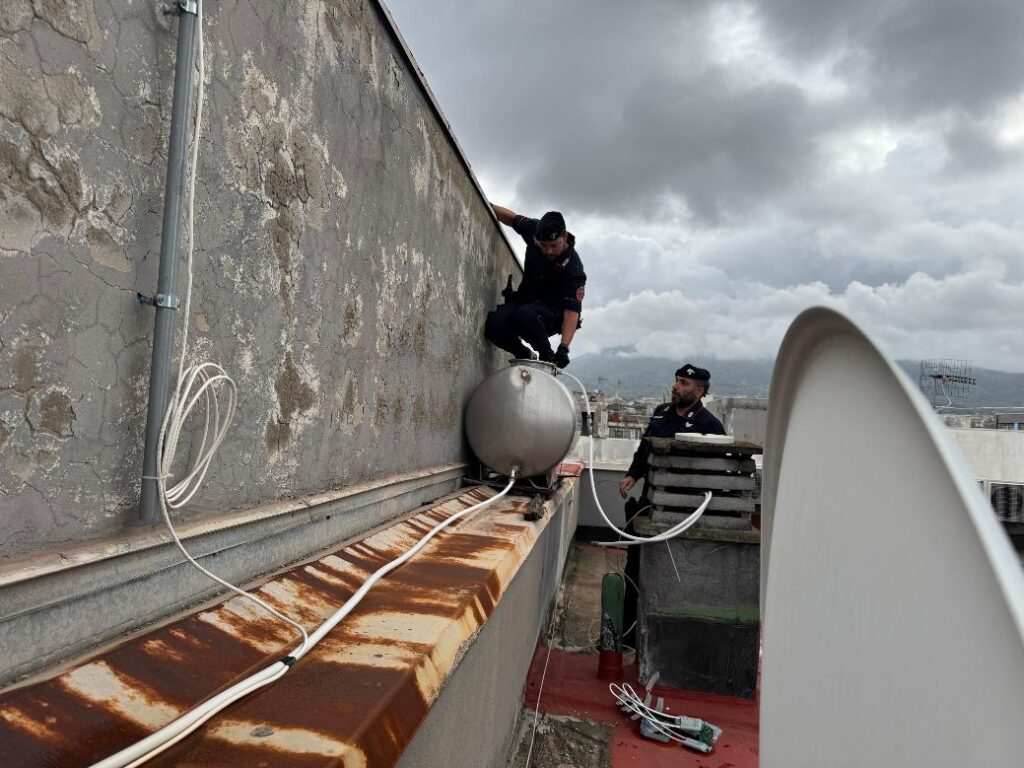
537;347;556;363
554;344;570;369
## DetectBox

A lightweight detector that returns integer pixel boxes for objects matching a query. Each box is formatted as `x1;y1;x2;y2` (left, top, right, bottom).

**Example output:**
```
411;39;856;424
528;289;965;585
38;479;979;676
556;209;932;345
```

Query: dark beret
536;211;566;241
675;363;710;384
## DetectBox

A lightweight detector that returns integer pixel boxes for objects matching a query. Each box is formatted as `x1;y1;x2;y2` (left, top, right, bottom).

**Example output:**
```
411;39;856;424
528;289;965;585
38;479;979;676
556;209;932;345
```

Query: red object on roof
557;460;585;477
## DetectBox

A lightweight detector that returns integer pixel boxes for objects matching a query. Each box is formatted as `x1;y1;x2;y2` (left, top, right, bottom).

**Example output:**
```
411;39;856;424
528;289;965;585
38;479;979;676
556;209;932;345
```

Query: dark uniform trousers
484;302;561;359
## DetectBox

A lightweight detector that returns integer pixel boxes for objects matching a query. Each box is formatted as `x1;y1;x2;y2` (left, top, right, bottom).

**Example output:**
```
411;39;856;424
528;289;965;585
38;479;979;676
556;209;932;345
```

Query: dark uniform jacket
510;215;587;316
626;400;726;483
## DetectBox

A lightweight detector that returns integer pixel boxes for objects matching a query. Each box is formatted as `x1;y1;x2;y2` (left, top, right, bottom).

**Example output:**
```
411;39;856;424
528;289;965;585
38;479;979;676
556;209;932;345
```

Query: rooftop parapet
0;481;577;767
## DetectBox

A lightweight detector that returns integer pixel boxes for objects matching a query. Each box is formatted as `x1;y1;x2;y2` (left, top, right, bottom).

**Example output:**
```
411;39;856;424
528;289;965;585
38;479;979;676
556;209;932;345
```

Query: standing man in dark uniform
486;204;586;369
618;364;726;498
617;364;726;643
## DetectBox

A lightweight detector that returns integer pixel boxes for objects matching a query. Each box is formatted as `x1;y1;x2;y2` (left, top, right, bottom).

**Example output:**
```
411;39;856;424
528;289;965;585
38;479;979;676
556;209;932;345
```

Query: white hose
558;371;712;545
146;0;312;667
91;475;518;768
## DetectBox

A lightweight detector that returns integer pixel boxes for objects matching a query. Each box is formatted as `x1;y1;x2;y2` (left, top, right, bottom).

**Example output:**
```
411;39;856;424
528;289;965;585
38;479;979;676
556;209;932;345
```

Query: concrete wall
707;399;1024;489
0;1;518;558
951;429;1024;484
706;397;767;446
567;437;637;529
637;521;760;698
576;467;629;528
568;436;638;466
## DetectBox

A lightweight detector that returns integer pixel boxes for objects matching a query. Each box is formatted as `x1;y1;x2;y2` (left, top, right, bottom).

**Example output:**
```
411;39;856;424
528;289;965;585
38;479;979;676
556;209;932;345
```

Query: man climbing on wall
485;204;586;369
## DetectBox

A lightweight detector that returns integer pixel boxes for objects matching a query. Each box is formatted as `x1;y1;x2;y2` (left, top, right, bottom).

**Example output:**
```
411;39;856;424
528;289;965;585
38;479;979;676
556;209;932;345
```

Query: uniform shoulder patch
576;285;585;302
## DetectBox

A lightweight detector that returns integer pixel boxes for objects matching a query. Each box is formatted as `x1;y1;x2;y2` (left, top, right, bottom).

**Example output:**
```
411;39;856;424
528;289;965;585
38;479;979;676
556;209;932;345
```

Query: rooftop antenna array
918;359;976;410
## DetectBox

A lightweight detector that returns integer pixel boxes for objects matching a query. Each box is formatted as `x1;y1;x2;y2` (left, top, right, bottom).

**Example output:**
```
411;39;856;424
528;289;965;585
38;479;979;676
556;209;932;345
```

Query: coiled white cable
142;0;305;643
558;371;712;545
148;0;313;665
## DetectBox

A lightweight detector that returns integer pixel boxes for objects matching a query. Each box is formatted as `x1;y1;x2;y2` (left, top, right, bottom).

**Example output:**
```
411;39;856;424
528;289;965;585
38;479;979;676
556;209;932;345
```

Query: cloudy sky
386;0;1024;370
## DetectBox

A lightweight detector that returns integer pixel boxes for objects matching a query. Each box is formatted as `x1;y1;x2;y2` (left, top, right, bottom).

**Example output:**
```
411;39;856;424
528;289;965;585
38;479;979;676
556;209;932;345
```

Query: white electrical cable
609;683;693;745
523;596;559;768
91;475;518;768
558;371;712;545
149;0;312;663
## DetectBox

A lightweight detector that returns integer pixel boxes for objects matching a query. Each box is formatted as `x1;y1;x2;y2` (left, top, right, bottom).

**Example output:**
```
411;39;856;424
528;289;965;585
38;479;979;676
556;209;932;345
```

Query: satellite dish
760;307;1024;767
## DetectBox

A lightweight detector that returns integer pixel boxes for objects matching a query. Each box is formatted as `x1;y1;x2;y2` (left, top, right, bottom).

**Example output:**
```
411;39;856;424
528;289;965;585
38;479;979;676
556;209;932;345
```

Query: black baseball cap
676;364;710;384
536;211;566;242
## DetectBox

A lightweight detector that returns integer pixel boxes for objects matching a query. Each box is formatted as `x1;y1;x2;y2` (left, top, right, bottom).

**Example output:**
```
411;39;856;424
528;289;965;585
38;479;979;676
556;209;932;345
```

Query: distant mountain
568;353;1024;408
567;354;774;399
895;362;1024;410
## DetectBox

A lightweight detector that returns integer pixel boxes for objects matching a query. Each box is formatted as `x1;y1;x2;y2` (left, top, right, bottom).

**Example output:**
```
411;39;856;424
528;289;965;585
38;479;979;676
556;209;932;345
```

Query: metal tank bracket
523;495;545;521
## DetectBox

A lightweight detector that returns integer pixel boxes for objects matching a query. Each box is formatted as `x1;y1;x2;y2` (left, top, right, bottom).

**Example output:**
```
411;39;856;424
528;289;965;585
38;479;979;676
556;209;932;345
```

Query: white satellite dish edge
760;306;1024;767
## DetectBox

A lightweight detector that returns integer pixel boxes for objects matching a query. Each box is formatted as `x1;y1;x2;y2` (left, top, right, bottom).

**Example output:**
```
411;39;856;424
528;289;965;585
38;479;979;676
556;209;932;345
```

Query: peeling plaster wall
0;1;516;558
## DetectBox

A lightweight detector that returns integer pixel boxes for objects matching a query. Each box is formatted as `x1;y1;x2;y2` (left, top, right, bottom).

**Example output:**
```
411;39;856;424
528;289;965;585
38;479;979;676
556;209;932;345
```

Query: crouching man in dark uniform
617;364;726;643
485;204;586;369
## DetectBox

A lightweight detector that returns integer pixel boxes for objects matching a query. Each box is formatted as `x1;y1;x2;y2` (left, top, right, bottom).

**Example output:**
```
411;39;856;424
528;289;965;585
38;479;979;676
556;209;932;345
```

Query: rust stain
0;482;574;767
60;662;183;728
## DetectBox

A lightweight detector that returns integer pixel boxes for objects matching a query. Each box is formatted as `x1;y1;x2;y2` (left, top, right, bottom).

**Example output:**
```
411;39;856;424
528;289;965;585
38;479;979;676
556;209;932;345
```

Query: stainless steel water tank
465;361;579;478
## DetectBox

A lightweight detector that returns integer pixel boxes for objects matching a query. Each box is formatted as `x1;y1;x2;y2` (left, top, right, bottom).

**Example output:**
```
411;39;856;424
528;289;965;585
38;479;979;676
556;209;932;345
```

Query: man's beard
672;391;698;410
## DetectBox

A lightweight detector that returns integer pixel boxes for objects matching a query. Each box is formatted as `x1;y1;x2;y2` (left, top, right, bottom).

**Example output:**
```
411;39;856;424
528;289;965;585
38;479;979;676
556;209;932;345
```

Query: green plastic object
600;572;625;652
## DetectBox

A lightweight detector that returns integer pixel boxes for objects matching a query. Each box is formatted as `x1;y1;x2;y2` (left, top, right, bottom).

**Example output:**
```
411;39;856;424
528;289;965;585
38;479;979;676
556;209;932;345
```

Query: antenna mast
918;359;976;409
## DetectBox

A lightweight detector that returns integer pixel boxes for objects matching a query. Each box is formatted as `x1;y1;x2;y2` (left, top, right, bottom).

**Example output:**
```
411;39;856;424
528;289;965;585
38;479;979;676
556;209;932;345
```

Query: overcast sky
386;0;1024;371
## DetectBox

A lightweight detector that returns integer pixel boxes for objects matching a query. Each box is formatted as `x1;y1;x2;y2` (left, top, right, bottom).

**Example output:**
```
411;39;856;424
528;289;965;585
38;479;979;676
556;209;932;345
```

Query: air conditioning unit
990;483;1024;523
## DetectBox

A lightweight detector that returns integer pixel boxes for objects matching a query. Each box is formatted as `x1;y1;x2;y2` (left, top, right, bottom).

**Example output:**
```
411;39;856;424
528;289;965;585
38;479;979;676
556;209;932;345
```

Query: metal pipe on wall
140;3;198;522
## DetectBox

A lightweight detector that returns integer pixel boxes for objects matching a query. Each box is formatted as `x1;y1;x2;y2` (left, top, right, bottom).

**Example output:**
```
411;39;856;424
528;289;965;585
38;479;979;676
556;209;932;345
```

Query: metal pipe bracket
137;292;181;309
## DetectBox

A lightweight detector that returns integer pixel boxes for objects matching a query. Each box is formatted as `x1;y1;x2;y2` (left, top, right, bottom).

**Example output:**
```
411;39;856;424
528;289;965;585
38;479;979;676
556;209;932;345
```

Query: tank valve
520;369;531;381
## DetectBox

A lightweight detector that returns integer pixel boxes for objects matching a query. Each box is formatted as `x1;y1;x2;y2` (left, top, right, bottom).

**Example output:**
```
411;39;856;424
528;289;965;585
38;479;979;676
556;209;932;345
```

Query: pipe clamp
137;292;181;309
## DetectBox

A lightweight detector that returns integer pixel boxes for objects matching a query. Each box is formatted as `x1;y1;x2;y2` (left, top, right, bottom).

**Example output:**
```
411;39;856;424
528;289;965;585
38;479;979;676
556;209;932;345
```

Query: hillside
568;353;1024;408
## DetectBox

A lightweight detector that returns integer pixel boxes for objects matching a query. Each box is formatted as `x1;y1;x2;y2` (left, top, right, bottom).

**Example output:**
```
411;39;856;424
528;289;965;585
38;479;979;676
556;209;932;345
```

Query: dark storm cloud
517;68;818;224
390;0;1024;224
943;117;1024;176
385;0;1024;369
758;0;1024;116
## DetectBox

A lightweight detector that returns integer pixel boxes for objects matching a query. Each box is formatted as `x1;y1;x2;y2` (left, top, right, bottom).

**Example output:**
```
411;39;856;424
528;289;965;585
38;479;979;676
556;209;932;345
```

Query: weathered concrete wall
706;396;768;445
637;521;760;698
951;428;1024;484
0;1;517;557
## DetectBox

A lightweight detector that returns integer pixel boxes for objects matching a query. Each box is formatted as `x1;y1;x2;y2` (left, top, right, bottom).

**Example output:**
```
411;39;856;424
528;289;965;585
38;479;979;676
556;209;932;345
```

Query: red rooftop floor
524;643;759;768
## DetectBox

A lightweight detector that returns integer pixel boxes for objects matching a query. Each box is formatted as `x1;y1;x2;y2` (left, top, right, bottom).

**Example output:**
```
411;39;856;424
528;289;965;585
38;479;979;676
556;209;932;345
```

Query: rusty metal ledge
0;480;576;767
0;464;465;687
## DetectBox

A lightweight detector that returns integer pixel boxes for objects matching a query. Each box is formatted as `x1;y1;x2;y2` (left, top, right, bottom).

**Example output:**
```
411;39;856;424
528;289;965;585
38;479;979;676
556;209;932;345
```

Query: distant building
997;413;1024;431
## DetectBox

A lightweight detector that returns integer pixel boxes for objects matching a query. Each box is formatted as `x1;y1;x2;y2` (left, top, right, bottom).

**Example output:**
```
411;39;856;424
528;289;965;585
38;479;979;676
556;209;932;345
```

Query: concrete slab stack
647;436;760;529
637;436;762;699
